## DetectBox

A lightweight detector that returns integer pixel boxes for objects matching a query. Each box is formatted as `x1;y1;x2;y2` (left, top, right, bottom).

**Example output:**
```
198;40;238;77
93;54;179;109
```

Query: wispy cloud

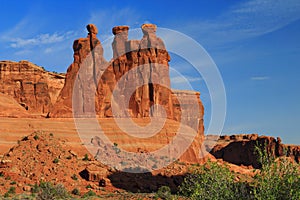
9;31;75;48
0;14;80;71
182;0;300;46
250;76;270;81
171;76;203;84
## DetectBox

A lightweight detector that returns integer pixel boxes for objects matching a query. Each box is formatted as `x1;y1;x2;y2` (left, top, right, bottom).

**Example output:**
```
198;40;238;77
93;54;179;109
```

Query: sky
0;0;299;144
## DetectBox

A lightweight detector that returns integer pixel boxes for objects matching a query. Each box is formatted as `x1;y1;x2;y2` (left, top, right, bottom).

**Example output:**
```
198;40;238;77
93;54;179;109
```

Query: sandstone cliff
50;24;203;126
50;24;205;163
210;134;300;168
0;60;65;116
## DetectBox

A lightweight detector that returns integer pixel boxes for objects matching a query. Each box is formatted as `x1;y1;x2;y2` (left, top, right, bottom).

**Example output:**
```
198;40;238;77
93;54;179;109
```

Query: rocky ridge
210;134;300;168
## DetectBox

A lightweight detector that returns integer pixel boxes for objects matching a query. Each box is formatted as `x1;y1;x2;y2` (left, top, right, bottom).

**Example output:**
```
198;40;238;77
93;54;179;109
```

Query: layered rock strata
0;60;65;115
50;24;205;163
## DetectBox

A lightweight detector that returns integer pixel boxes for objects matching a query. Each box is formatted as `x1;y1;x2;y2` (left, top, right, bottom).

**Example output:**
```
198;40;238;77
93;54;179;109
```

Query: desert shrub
179;160;251;200
10;181;16;185
180;160;233;199
33;134;39;140
82;190;96;198
71;173;78;180
31;183;40;193
71;188;80;195
252;145;300;200
83;154;89;161
53;158;59;164
8;186;16;194
3;193;10;198
156;186;172;200
36;182;70;200
179;143;300;200
3;186;16;197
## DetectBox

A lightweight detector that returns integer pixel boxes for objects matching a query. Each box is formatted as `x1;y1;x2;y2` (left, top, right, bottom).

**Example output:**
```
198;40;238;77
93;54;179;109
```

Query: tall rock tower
50;24;205;163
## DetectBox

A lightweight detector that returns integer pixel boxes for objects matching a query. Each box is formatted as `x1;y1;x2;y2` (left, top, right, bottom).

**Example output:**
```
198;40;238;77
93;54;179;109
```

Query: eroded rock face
50;24;204;163
51;24;203;130
0;60;65;115
110;24;173;119
171;90;205;163
51;24;107;117
210;134;300;168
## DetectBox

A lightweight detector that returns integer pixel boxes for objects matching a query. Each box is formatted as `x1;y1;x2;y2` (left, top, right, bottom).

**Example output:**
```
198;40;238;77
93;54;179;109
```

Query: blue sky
0;0;299;144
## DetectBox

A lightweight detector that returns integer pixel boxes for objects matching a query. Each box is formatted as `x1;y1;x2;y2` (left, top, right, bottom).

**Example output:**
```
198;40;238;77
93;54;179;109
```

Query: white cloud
250;76;270;81
9;31;75;48
171;76;203;84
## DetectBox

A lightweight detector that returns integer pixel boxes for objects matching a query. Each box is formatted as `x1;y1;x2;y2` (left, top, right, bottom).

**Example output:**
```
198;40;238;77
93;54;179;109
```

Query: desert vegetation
1;145;299;199
179;145;300;200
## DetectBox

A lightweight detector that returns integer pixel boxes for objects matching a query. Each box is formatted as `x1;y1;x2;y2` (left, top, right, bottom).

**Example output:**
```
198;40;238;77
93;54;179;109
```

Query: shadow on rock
108;171;186;193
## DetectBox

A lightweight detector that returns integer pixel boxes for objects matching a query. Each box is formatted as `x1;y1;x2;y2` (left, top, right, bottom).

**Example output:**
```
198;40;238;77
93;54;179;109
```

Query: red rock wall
50;24;205;163
108;24;173;119
51;24;107;117
51;24;204;130
0;60;65;115
211;134;300;168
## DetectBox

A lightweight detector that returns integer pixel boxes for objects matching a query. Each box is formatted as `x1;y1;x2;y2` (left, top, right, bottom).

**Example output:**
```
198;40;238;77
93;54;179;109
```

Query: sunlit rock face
50;24;205;163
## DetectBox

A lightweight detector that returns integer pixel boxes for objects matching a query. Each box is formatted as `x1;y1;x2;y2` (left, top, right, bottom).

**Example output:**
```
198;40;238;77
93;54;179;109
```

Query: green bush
33;134;39;140
179;160;249;200
252;145;300;199
71;174;78;180
71;188;80;196
3;186;16;198
36;182;70;200
83;154;89;161
156;186;172;200
86;184;92;189
31;183;40;193
53;158;59;164
10;181;16;185
82;190;96;198
179;144;300;200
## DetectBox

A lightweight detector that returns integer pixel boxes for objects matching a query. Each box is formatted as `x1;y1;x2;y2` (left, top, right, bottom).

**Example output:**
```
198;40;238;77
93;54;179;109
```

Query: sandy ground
0;117;184;155
0;118;82;154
